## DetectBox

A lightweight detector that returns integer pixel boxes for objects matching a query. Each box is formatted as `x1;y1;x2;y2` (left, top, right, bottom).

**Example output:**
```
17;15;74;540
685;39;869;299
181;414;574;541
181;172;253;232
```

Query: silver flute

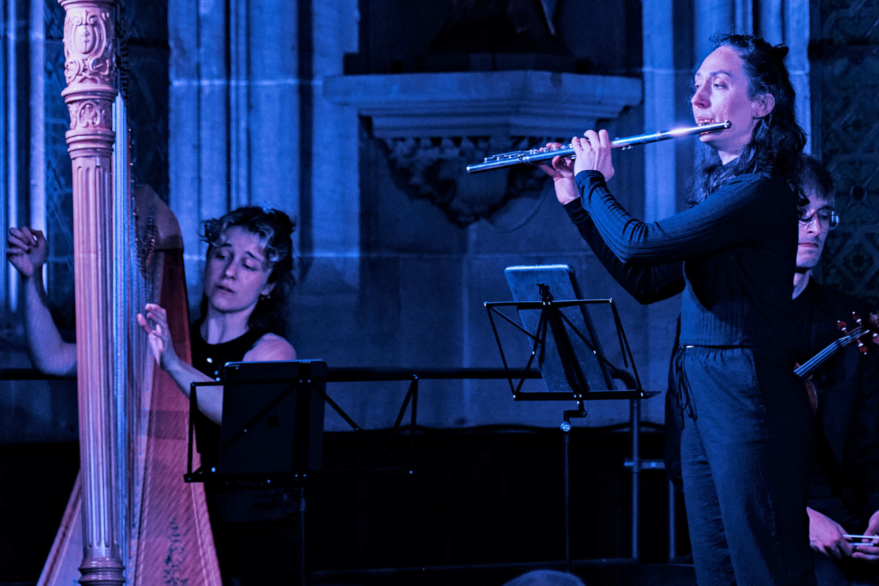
465;121;731;173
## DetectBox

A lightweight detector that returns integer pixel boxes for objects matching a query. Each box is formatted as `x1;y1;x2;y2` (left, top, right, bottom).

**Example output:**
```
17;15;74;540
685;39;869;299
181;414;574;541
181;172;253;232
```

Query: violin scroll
836;312;879;354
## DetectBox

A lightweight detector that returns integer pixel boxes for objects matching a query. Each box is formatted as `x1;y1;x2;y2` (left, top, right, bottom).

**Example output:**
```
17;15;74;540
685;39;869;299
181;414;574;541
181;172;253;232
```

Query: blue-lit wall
166;0;655;429
3;0;876;435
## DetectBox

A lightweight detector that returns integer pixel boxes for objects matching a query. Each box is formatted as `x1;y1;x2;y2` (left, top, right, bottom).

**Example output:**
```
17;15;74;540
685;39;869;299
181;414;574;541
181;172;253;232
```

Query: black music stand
183;361;421;481
485;265;652;572
184;360;329;586
183;360;421;585
185;360;327;485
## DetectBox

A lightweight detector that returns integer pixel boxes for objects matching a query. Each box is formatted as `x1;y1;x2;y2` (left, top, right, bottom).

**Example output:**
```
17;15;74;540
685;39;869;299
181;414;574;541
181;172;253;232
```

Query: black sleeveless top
190;322;302;584
190;321;267;468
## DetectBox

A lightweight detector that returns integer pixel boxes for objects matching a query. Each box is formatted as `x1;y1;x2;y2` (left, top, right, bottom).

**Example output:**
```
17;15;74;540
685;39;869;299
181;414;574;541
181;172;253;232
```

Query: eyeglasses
798;209;839;231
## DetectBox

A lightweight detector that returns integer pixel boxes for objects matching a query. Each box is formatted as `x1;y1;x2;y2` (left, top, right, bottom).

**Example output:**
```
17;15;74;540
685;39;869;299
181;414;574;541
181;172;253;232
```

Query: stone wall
6;0;862;434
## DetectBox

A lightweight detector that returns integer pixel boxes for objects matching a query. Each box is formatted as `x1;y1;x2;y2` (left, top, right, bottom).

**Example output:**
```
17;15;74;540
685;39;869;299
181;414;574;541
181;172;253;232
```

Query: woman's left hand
136;303;179;370
537;142;579;205
572;129;615;181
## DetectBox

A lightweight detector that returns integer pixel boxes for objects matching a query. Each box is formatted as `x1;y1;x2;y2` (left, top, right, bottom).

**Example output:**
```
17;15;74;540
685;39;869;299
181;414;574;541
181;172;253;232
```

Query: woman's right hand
136;303;179;370
6;227;47;279
537;142;580;205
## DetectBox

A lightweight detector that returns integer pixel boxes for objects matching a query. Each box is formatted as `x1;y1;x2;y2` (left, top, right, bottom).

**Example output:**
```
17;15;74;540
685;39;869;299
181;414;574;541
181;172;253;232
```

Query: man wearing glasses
789;156;879;585
792;159;840;300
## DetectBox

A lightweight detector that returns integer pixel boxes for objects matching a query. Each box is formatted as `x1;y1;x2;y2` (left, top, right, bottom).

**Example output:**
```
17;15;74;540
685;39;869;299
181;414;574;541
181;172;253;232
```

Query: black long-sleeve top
564;170;799;350
793;281;879;530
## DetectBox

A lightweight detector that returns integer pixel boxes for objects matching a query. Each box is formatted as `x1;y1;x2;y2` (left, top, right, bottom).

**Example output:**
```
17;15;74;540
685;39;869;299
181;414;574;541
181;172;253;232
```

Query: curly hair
200;206;296;335
690;34;807;205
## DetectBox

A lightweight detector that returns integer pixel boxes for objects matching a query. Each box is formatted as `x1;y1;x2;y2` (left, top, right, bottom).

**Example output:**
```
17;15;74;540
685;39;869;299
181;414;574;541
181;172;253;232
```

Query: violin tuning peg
860;344;869;354
853;312;863;325
838;320;848;331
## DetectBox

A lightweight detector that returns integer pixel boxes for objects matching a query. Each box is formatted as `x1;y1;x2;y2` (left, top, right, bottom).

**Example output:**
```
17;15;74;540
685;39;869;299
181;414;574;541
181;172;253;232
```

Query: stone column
642;0;695;397
58;0;124;584
642;0;678;223
782;0;812;153
169;0;303;309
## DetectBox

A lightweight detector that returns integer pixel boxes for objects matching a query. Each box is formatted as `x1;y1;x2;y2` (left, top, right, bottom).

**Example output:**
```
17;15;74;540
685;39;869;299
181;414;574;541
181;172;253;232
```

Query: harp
38;1;221;584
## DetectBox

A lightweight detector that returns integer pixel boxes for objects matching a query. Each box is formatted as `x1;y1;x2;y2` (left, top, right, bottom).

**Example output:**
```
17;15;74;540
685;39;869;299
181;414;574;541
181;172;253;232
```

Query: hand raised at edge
7;227;47;279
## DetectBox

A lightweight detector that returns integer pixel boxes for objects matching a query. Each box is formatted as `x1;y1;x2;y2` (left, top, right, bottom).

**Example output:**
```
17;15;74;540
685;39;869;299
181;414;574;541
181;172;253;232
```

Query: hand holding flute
465;121;731;173
572;130;615;180
538;129;614;206
537;142;578;205
530;122;732;206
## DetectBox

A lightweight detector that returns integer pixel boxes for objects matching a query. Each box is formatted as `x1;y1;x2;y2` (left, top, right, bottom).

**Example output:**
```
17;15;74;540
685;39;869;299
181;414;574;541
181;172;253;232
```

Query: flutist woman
542;34;813;585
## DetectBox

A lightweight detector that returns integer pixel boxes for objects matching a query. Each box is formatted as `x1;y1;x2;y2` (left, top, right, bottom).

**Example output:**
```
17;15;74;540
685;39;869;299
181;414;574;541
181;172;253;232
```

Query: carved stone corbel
382;136;556;227
324;71;642;226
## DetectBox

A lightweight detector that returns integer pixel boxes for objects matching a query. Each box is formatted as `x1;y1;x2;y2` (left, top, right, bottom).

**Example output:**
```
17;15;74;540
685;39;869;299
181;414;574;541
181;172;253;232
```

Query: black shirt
792;280;879;531
566;170;798;350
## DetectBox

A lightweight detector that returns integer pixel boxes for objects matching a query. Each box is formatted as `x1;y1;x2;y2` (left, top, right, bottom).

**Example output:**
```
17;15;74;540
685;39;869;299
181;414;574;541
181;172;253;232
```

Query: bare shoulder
243;333;297;362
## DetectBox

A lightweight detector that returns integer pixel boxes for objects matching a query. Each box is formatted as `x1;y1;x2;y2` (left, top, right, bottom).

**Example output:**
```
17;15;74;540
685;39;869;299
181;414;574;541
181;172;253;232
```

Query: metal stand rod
563;423;571;573
631;399;640;562
299;487;307;586
669;479;677;561
561;404;587;574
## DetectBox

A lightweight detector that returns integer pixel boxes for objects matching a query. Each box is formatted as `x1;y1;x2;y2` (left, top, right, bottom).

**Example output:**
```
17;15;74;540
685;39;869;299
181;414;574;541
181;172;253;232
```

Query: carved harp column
59;0;124;584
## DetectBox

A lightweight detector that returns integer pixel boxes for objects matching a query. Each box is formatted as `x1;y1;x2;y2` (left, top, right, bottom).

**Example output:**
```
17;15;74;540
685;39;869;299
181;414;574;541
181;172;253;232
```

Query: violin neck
795;327;863;379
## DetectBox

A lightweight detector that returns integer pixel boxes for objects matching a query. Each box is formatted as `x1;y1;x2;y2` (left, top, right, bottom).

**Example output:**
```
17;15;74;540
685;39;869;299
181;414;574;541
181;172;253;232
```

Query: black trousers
677;346;816;586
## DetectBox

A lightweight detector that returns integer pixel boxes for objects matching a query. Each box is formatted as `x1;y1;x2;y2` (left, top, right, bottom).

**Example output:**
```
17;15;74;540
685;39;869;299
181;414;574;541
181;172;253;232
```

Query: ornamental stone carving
62;7;114;87
324;71;642;228
60;0;116;159
383;136;553;227
67;100;112;131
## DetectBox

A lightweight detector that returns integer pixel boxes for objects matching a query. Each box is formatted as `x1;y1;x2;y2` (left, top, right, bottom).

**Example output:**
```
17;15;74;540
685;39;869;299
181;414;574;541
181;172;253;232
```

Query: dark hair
793;154;835;204
200;206;296;335
690;34;806;204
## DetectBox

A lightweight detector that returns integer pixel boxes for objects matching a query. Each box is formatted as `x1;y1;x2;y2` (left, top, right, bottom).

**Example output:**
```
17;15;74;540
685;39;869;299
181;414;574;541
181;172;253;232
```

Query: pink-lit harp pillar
59;0;125;583
44;0;223;584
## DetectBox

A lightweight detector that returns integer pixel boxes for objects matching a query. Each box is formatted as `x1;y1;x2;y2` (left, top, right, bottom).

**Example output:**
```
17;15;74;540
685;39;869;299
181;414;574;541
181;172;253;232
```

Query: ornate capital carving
383;136;552;227
67;99;112;131
63;95;115;157
59;0;116;159
60;5;115;89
